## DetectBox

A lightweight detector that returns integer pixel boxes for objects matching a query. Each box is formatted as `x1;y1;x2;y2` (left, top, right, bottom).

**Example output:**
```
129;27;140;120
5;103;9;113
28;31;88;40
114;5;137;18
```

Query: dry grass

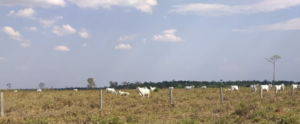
0;87;300;124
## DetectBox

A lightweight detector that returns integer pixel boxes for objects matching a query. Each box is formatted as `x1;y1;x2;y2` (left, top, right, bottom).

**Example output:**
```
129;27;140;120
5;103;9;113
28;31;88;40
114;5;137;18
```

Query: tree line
108;80;299;89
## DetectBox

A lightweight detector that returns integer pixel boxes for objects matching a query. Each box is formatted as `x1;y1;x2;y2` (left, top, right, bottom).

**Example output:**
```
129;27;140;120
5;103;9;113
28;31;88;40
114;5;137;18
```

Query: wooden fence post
170;88;173;104
260;86;263;98
99;89;102;110
1;92;3;116
291;86;294;97
220;87;223;103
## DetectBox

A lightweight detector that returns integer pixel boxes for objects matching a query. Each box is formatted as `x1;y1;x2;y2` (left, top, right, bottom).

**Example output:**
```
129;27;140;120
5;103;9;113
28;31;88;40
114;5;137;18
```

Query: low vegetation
0;87;300;124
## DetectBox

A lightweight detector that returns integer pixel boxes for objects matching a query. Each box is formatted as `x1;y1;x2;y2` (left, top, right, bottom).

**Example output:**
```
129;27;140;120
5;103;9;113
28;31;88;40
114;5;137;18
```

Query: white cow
169;87;174;90
230;85;238;92
185;85;194;90
274;85;283;93
150;86;156;91
136;87;150;98
74;89;78;91
281;83;285;91
119;90;130;96
14;90;17;92
200;86;207;89
291;84;298;90
261;85;270;92
37;89;42;92
106;88;117;94
250;85;257;92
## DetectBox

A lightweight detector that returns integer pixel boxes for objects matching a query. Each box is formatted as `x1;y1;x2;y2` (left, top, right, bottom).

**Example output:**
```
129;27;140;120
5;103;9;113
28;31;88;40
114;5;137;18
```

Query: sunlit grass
0;87;299;123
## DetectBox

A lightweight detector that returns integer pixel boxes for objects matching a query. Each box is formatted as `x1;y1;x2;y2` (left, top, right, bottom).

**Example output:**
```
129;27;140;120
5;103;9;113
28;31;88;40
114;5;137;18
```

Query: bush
154;88;160;92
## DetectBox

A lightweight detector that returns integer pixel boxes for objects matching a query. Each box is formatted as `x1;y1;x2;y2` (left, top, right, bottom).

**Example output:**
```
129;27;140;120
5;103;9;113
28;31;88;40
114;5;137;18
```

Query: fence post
220;87;223;103
291;86;294;97
260;86;263;98
170;88;173;104
99;89;102;110
1;92;3;116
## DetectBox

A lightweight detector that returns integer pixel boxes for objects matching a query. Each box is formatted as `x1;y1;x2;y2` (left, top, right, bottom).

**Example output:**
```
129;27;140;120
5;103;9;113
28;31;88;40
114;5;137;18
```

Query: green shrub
154;88;160;92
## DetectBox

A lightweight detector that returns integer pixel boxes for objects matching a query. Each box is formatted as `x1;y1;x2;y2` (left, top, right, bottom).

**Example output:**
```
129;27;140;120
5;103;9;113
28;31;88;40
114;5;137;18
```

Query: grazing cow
291;84;298;90
14;90;17;92
169;87;174;90
106;88;117;94
119;90;130;96
74;89;78;91
136;87;150;98
261;85;270;92
150;86;156;91
37;89;42;92
200;86;207;89
274;85;284;93
230;85;238;92
250;85;257;92
185;85;194;90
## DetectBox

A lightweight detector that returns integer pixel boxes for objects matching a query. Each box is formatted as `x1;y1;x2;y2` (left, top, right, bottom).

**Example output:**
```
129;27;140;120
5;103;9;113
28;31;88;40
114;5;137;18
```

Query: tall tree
39;82;45;89
266;55;281;85
87;78;96;88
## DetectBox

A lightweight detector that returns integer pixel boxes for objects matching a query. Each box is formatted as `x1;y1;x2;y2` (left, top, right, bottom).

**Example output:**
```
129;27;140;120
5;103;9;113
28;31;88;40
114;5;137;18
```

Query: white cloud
6;10;15;16
143;38;147;44
25;27;38;31
233;17;300;32
115;43;132;50
170;0;300;16
0;57;7;61
119;34;137;41
0;0;66;7
39;19;56;27
54;46;70;51
20;42;30;48
55;16;63;19
2;26;30;42
13;8;36;19
69;0;157;13
153;29;183;42
15;66;28;70
82;43;88;47
78;29;89;38
52;24;76;36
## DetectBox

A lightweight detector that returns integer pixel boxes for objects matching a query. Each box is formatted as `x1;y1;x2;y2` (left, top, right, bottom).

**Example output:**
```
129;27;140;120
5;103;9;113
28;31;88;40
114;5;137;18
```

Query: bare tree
7;83;11;89
39;82;45;89
266;55;281;85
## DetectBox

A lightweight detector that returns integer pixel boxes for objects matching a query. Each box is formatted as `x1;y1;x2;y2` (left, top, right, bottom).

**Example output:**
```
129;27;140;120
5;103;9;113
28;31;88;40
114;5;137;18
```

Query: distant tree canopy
39;82;45;89
87;78;96;88
109;80;298;89
7;83;11;89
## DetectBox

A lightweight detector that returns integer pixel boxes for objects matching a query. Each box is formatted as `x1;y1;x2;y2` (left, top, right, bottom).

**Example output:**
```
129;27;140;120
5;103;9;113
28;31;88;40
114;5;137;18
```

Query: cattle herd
11;84;298;96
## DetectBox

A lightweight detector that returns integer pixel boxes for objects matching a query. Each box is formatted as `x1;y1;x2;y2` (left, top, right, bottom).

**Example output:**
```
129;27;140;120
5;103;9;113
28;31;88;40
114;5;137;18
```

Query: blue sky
0;0;300;89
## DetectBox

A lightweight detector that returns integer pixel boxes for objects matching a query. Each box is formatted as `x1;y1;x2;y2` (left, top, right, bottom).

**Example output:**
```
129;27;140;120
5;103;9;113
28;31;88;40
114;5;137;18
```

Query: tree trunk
273;64;275;85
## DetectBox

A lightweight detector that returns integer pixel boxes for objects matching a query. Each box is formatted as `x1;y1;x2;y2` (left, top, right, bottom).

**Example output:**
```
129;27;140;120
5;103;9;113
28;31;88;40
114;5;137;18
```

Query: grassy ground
0;87;299;124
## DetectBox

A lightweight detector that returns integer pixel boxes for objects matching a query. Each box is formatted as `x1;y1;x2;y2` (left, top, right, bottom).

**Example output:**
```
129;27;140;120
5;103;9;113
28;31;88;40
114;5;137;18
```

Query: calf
119;90;130;96
37;89;42;92
106;88;117;94
14;90;17;92
274;85;283;93
200;86;207;89
74;89;78;91
291;84;298;90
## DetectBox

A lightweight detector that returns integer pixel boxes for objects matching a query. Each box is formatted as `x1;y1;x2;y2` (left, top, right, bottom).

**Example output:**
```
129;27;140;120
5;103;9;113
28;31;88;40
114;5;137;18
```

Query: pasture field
0;87;300;124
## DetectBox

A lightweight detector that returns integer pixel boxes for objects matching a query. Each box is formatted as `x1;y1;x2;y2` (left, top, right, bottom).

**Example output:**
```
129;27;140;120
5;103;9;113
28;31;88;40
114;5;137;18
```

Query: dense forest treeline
109;80;299;89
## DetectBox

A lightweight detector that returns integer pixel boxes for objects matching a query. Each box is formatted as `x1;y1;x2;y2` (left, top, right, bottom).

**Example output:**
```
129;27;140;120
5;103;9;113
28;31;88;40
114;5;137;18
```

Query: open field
0;87;300;124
